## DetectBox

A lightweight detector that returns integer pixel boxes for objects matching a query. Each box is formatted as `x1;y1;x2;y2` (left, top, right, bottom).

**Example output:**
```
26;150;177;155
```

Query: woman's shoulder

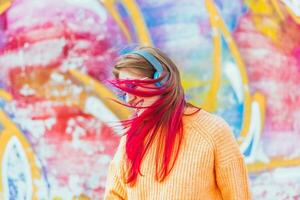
110;134;127;164
183;108;232;142
183;107;228;128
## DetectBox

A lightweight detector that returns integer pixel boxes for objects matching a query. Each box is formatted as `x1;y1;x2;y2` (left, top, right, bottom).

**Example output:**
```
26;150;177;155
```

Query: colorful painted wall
0;0;300;199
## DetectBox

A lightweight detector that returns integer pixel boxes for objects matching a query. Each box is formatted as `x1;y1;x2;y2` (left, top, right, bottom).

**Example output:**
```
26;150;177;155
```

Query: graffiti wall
0;0;300;199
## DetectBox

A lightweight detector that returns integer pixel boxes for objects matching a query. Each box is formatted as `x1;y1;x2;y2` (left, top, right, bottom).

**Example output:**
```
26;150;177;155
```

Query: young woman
104;46;251;199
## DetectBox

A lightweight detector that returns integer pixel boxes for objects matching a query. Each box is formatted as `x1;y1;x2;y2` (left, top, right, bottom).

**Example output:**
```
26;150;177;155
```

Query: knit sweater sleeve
104;136;127;200
213;119;252;200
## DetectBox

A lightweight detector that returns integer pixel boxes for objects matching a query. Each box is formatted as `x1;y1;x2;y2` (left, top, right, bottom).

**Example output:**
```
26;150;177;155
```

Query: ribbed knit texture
104;109;252;200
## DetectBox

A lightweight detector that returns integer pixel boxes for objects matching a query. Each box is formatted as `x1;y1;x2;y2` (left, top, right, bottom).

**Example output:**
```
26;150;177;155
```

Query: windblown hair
109;46;200;186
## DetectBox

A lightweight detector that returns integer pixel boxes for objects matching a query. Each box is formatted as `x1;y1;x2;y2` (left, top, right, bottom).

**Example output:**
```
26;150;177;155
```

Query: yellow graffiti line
102;0;132;42
52;197;63;200
248;157;300;172
0;0;11;14
203;1;222;112
245;0;274;15
270;0;300;24
238;92;266;145
68;69;131;120
0;111;41;200
122;0;152;45
181;75;209;88
72;194;91;200
205;0;252;139
270;0;285;20
0;89;12;101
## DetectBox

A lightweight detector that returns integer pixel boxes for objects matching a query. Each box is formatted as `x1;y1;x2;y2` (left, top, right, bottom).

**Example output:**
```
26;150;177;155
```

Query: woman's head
110;46;197;185
112;46;184;112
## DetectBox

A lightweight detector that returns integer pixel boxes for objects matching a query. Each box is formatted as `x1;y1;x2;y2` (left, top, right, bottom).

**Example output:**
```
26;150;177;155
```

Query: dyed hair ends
110;46;200;186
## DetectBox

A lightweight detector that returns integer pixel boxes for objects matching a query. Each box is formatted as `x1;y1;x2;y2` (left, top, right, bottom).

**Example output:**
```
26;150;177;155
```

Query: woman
104;46;251;199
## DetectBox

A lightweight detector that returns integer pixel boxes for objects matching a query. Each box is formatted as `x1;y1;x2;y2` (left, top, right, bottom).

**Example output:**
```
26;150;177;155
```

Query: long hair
109;46;200;185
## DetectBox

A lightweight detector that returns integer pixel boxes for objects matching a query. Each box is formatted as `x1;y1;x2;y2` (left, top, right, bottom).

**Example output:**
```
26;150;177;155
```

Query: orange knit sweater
104;109;252;200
